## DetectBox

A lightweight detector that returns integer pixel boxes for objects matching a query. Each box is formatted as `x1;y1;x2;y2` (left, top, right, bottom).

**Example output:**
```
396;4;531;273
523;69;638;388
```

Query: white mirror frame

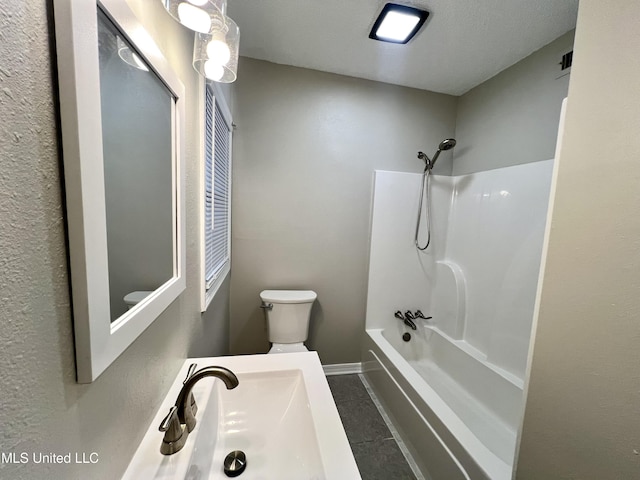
53;0;186;383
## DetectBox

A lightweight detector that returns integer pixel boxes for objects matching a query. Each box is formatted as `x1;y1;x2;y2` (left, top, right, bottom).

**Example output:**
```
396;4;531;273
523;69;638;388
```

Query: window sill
202;262;230;312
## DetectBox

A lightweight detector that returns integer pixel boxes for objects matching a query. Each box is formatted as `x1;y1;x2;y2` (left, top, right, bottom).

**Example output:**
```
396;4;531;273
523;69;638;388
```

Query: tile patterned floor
326;374;417;480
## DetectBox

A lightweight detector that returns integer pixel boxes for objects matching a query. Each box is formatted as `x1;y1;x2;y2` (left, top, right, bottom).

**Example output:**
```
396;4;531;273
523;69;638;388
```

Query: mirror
53;0;186;382
97;11;174;321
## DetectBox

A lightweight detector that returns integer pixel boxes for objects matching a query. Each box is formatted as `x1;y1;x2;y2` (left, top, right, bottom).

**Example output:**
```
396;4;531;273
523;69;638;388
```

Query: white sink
123;352;361;480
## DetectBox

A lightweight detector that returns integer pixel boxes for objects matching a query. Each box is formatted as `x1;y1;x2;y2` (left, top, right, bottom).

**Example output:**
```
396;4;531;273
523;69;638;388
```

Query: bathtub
362;325;524;480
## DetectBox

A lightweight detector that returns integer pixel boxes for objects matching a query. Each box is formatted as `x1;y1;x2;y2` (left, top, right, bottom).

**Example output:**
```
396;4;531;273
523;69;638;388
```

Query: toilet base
268;342;309;354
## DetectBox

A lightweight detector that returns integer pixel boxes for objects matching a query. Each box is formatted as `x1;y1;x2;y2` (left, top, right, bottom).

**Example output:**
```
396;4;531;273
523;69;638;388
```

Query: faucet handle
159;406;187;455
414;310;432;320
394;311;405;320
159;406;179;433
183;363;198;417
183;363;197;384
404;310;416;320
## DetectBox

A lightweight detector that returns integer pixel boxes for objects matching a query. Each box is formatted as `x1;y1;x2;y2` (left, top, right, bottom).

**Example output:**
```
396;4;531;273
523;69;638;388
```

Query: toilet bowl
259;290;317;354
124;291;152;310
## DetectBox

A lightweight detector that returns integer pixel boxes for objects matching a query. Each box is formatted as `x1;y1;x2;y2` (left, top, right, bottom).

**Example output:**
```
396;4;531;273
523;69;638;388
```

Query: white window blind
204;85;231;291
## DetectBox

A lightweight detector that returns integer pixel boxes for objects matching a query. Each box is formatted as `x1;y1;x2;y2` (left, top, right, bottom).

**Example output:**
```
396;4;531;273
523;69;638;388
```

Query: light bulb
204;60;224;81
206;37;231;66
177;2;212;33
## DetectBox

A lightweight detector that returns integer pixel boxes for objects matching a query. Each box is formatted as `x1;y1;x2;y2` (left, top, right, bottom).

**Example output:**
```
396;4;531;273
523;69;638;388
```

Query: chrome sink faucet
159;365;239;455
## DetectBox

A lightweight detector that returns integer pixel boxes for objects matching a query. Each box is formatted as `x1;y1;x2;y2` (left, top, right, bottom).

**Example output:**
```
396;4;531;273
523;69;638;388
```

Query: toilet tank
260;290;317;344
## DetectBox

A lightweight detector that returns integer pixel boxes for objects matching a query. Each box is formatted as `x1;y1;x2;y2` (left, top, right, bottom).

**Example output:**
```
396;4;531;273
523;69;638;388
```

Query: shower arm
417;151;433;170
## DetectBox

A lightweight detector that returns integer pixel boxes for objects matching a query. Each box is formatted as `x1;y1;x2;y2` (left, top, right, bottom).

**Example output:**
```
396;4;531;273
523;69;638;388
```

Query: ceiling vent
561;51;573;70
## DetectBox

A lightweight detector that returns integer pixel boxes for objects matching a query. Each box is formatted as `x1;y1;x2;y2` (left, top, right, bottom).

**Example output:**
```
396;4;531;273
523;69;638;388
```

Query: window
201;82;232;311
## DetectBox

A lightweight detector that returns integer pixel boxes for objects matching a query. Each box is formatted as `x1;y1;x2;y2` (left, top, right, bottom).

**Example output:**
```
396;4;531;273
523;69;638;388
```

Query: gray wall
229;58;457;363
516;2;640;478
453;30;575;175
0;1;228;479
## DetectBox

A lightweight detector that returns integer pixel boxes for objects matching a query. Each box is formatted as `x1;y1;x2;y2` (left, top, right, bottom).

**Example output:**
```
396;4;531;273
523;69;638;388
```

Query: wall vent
561;51;573;70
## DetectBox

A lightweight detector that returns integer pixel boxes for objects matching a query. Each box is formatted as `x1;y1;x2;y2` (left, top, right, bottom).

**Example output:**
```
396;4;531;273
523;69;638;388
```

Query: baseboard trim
323;362;363;376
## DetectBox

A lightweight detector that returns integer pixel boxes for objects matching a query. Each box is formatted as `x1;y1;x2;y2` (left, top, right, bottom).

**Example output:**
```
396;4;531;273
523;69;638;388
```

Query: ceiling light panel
369;3;430;44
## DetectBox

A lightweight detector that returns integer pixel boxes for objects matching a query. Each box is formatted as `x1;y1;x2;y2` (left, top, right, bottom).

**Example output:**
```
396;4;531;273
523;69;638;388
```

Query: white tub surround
368;161;553;376
364;161;553;479
123;352;360;480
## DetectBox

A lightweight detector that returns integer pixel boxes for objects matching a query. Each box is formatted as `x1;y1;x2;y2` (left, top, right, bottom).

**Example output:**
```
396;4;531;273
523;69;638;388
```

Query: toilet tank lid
260;290;317;304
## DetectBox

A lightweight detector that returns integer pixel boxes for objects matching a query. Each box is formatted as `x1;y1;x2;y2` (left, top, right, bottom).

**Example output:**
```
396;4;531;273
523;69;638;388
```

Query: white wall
516;1;640;478
447;161;553;378
229;58;458;364
454;31;574;175
366;171;453;330
367;161;553;379
0;2;229;479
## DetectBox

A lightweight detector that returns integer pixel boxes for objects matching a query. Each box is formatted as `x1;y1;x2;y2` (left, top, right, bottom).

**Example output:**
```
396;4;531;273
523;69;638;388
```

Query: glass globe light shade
193;16;240;83
161;0;227;34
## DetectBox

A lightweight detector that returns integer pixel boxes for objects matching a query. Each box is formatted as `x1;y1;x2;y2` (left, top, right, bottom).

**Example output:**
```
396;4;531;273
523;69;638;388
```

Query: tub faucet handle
414;310;432;320
394;311;405;320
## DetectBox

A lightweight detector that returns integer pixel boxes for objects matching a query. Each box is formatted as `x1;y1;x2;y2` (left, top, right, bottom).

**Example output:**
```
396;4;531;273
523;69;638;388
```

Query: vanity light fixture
161;0;227;34
192;15;239;83
161;0;241;83
369;3;430;44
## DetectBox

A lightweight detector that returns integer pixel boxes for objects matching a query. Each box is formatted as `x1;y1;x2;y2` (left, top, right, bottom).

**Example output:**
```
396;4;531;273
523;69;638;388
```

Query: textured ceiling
227;0;579;96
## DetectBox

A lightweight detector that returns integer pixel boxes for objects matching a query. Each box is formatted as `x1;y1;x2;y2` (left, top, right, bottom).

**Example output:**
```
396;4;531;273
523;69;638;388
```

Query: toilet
123;291;152;310
260;290;317;354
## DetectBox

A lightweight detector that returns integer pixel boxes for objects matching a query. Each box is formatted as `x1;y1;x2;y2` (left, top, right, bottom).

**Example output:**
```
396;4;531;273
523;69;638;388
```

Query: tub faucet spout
404;311;418;330
395;310;417;330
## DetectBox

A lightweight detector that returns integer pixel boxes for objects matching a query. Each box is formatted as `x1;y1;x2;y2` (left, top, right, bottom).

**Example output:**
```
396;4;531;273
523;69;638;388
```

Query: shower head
417;138;457;169
439;138;457;151
429;138;457;168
